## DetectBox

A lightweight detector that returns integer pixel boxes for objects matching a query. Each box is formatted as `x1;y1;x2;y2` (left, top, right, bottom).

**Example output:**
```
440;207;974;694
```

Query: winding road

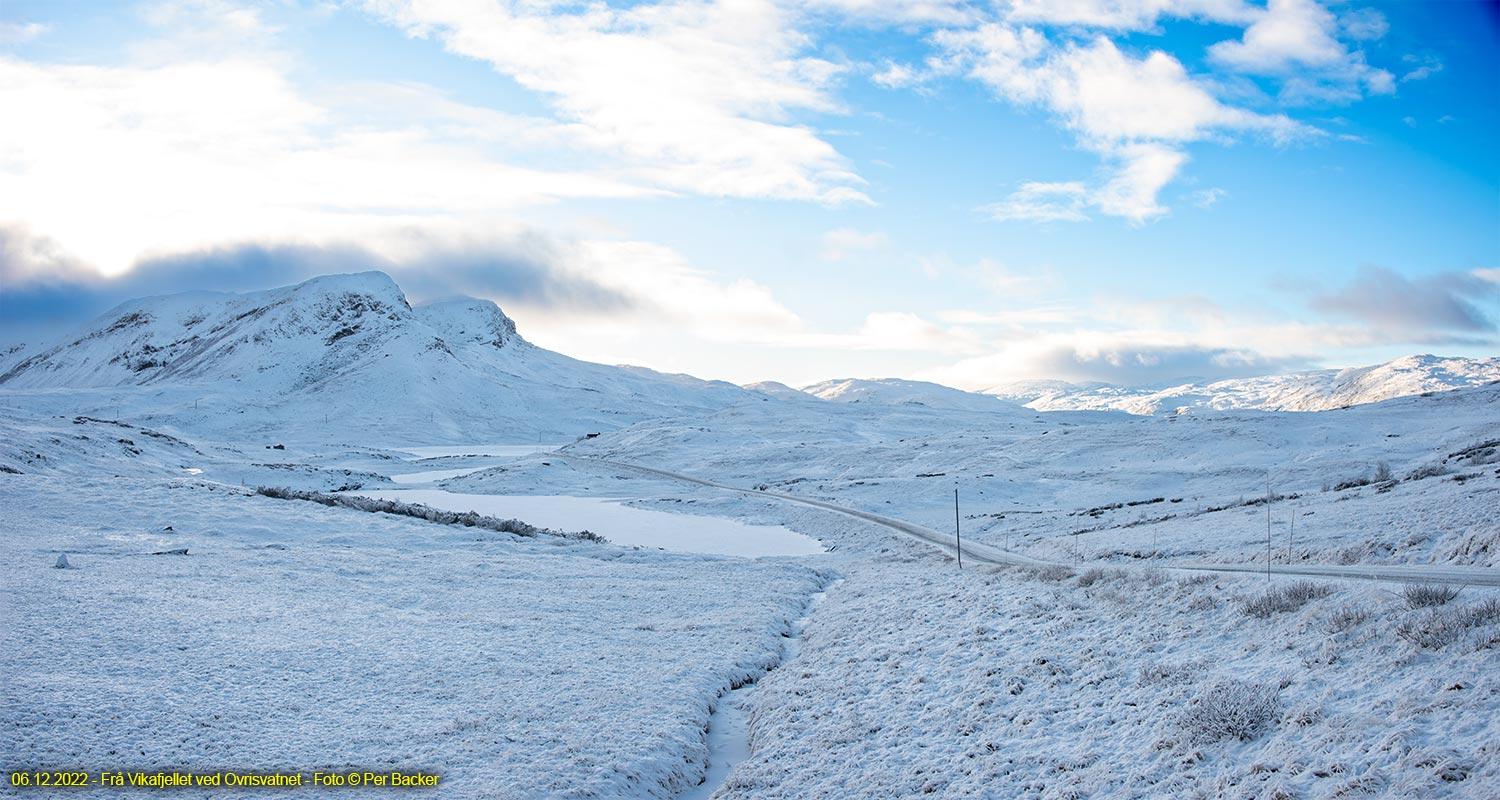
555;454;1500;588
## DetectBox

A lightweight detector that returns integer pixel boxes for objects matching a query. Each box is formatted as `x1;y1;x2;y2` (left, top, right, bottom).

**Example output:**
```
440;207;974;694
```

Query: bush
1404;463;1450;482
1179;680;1280;744
1242;581;1333;618
1076;567;1106;587
1394;598;1500;650
1401;583;1460;609
1032;564;1074;581
1324;604;1370;634
1372;461;1392;482
1139;659;1204;686
254;486;606;542
1331;475;1370;492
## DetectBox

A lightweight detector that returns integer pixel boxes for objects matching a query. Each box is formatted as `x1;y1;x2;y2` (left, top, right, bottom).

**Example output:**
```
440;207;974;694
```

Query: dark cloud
1030;344;1315;387
1312;265;1497;334
0;225;94;286
0;229;634;346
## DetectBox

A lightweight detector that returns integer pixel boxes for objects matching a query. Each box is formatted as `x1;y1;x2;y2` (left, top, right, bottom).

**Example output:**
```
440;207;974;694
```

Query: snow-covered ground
720;560;1500;799
562;383;1500;570
0;469;829;798
3;273;1498;798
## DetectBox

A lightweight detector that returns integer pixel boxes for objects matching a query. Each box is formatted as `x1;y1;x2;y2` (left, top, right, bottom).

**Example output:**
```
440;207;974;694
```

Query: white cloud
1190;187;1226;208
804;0;980;25
1045;38;1300;144
1091;142;1188;221
0;53;660;276
1340;7;1388;41
1000;0;1257;32
359;0;868;205
942;29;1308;223
974;258;1055;295
0;21;49;44
853;311;984;352
1400;54;1443;83
819;228;891;262
1208;0;1394;103
872;62;922;89
914;331;1315;388
1209;0;1345;70
981;181;1089;222
937;306;1078;328
563;240;806;342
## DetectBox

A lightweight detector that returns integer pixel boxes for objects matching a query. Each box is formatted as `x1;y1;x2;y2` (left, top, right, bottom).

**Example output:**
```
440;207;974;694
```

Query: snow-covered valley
3;273;1498;798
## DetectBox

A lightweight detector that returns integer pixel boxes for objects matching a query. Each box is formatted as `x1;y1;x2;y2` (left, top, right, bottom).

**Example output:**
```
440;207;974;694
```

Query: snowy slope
803;377;1026;414
988;354;1500;415
560;382;1500;568
0;272;764;444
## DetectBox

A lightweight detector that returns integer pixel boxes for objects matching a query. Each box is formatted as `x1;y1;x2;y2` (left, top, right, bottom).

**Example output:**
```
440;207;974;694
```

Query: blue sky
1;0;1496;388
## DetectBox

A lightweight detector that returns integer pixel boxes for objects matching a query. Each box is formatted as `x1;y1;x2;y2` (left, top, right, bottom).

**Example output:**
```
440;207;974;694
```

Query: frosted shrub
1324;604;1370;634
1033;564;1074;581
255;486;606;542
1394;598;1500;650
1401;583;1459;609
1139;660;1204;687
1178;680;1280;744
1241;581;1332;618
1076;567;1106;587
1403;463;1449;482
1372;461;1392;482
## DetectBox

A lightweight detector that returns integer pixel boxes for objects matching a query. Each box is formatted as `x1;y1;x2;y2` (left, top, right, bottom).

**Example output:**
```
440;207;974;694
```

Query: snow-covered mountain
801;377;1025;413
0;272;761;443
987;354;1500;415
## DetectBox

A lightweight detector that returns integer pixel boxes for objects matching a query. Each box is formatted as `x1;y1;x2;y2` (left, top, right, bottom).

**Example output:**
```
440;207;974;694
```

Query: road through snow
555;455;1500;588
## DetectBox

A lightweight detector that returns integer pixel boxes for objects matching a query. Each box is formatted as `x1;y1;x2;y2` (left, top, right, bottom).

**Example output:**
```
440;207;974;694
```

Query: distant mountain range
799;377;1025;413
3;272;1494;444
983;354;1500;415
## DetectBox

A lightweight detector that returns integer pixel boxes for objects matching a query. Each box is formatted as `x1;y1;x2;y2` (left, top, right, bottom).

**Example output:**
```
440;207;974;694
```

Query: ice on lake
396;444;564;459
352;489;825;558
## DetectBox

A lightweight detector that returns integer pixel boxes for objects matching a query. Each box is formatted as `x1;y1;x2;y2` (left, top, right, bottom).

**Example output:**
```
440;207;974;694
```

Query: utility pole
953;488;962;570
1266;474;1272;581
1287;507;1294;564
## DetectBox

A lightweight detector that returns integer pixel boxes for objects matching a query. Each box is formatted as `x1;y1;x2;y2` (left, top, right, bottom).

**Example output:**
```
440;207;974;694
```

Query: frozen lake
396;444;563;459
353;489;826;558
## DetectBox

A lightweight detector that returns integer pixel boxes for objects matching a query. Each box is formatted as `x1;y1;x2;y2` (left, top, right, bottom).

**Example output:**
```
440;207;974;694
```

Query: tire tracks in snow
553;454;1500;588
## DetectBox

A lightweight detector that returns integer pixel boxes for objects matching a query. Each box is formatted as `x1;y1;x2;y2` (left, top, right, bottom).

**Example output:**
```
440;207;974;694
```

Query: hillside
988;354;1500;415
0;272;762;445
802;377;1026;414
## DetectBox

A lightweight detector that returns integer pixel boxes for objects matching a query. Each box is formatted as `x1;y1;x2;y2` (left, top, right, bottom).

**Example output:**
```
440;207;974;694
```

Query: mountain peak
415;297;523;349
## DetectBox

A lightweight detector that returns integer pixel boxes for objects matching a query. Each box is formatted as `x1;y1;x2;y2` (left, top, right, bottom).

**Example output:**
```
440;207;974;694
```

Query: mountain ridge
986;353;1500;415
0;271;764;443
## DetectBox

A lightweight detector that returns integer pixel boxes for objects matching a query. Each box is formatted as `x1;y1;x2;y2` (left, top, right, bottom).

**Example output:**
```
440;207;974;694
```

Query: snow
0;472;828;798
803;376;1026;414
397;444;563;459
4;271;1499;799
682;578;842;800
989;354;1500;415
390;466;501;484
348;489;826;558
0;271;766;444
715;561;1500;798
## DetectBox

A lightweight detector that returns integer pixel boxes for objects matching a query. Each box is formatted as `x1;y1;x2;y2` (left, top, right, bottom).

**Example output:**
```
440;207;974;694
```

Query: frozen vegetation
3;273;1498;797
